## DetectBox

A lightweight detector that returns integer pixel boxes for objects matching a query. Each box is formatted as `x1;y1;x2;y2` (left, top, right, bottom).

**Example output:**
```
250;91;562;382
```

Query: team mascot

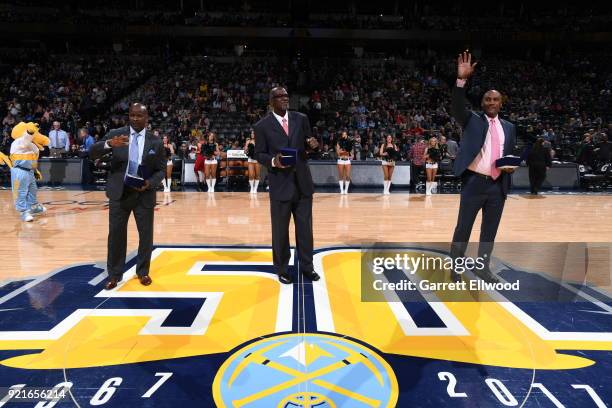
0;122;49;222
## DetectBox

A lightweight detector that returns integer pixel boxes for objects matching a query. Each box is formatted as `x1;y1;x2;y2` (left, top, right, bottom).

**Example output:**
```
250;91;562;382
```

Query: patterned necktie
127;132;140;176
281;118;289;136
489;119;501;180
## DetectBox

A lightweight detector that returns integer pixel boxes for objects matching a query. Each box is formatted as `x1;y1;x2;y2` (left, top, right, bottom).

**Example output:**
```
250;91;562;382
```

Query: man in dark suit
90;103;165;290
255;87;320;284
450;52;517;283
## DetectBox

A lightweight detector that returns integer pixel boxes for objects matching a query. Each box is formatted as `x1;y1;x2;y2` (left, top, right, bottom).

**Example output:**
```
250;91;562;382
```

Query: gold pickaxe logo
213;334;398;408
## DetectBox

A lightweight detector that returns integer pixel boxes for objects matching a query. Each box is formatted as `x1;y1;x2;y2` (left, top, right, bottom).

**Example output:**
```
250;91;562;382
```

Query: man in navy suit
90;103;165;290
255;87;320;284
450;52;516;283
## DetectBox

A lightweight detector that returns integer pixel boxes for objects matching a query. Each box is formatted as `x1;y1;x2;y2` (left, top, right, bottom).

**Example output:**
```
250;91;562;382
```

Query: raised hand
457;51;478;80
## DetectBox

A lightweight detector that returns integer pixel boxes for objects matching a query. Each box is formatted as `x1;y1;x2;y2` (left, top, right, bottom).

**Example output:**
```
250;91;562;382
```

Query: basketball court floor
0;190;610;407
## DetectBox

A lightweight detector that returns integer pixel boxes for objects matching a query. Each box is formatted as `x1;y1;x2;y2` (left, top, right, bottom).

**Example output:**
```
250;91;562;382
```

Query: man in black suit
255;87;320;284
450;52;517;283
90;103;165;290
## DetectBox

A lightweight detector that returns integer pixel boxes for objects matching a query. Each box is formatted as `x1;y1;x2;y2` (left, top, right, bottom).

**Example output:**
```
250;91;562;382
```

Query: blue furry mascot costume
0;122;50;222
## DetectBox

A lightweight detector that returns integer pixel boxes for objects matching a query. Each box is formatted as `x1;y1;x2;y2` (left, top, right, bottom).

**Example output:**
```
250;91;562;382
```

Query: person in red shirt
409;137;427;191
193;135;206;191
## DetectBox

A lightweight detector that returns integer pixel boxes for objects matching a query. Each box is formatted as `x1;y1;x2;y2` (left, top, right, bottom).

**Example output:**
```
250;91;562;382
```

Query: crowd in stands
303;51;611;165
1;52;157;155
1;49;610;173
105;56;290;159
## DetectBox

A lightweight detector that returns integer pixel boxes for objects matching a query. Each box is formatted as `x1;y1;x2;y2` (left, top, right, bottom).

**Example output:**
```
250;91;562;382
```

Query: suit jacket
451;86;516;195
527;146;552;168
254;111;315;201
90;126;165;207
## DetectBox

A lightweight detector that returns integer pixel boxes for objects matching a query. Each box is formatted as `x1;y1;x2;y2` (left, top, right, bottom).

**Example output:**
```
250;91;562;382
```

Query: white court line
494;263;612;342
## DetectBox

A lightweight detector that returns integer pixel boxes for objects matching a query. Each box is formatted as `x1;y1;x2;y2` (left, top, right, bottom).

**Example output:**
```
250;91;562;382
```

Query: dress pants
529;164;546;194
269;183;314;274
450;171;506;268
107;189;154;279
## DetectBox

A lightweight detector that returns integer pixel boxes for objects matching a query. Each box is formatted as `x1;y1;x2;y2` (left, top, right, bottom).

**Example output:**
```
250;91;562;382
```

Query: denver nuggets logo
0;246;610;406
213;333;398;408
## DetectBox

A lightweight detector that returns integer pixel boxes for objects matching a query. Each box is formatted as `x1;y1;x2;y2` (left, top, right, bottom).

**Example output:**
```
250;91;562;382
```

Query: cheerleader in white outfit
379;134;399;195
335;131;354;194
424;137;441;195
203;132;220;193
244;131;260;194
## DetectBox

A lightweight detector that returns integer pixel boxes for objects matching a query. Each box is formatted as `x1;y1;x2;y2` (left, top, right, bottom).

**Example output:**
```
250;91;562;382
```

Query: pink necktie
489;118;501;180
282;118;289;136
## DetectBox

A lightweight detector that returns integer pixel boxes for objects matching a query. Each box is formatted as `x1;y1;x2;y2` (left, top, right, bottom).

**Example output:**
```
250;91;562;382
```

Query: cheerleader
193;135;206;191
244;131;260;194
204;132;220;193
423;136;441;195
162;135;175;192
379;134;399;195
335;131;354;194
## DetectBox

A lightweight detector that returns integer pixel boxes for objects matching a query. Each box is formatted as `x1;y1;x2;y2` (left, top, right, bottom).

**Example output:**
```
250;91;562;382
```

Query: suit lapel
288;111;298;145
500;120;513;155
479;113;489;146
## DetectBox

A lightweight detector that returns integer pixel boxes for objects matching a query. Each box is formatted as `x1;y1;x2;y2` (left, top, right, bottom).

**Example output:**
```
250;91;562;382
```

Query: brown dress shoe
138;275;153;286
105;277;121;290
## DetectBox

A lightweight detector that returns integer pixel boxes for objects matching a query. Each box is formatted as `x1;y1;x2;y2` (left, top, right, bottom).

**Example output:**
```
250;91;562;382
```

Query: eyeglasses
272;94;289;99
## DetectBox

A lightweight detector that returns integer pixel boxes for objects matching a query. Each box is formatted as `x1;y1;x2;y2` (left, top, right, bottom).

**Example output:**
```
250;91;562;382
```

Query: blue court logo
213;333;399;408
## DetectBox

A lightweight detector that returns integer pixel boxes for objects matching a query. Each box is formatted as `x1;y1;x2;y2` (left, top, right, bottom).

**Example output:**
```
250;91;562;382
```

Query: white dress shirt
49;129;69;151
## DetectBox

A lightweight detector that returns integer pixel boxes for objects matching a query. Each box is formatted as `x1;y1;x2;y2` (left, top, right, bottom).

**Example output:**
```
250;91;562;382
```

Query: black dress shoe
473;268;500;284
301;270;320;282
105;277;121;290
278;271;293;285
138;275;153;286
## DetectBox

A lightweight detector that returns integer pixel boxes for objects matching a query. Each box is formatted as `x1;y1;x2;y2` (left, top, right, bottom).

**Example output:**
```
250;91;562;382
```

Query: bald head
128;102;149;132
483;89;502;99
269;87;289;116
481;89;503;118
129;103;148;113
269;87;284;100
